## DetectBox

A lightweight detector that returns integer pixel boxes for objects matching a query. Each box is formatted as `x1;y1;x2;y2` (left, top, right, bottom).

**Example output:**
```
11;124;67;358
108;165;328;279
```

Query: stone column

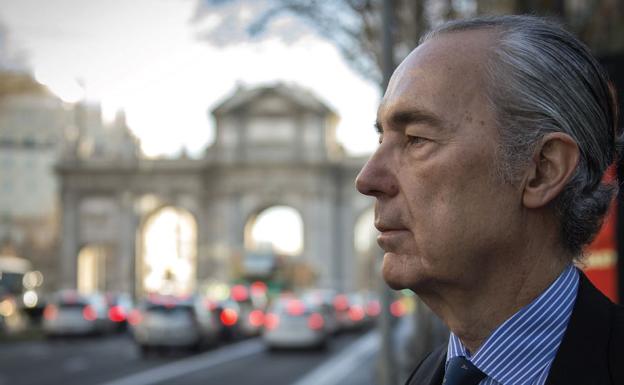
117;191;137;294
60;190;79;290
303;193;334;288
337;201;356;292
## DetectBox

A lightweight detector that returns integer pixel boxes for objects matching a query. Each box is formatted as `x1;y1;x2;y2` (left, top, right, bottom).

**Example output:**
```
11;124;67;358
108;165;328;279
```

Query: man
355;15;623;385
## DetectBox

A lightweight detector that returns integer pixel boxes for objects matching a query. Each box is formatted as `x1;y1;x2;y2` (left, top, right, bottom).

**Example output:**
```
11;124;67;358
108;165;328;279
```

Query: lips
374;221;407;233
376;224;409;251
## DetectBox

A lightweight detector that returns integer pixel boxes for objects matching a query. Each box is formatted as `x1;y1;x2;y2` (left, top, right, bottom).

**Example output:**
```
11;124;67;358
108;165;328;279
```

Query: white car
42;291;113;336
130;296;219;355
262;296;329;350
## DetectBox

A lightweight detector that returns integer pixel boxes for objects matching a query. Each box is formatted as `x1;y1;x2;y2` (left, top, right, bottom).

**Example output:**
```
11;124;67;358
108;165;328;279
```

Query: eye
406;135;427;145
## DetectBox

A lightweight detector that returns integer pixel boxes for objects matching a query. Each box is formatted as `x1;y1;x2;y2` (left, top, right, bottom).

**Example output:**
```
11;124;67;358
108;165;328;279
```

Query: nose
355;147;398;197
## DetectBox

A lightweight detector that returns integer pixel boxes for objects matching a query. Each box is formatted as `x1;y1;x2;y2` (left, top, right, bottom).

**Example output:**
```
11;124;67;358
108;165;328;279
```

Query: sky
0;0;381;157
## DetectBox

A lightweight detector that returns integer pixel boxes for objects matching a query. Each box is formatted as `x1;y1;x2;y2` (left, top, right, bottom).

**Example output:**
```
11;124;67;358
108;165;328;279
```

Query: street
0;331;379;385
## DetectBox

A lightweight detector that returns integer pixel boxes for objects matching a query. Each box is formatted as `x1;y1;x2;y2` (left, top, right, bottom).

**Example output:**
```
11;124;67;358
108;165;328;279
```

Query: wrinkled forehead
379;29;497;117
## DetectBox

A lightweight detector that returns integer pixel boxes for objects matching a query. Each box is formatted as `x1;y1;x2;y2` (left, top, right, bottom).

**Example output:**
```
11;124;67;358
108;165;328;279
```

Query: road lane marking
291;330;379;385
96;339;265;385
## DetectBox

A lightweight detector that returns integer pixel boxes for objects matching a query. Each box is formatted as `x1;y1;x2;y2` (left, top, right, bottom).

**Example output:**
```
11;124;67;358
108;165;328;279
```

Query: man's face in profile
356;30;525;292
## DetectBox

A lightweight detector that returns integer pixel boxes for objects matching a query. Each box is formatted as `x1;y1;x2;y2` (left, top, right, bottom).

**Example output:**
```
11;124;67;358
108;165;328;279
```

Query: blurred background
0;1;622;385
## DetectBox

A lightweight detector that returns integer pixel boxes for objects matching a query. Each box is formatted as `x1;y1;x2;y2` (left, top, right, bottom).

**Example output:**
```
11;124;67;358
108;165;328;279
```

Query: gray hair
421;15;621;257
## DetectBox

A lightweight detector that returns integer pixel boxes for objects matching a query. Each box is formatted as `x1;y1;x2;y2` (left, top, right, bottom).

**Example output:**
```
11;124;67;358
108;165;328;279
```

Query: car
262;295;329;350
42;290;113;337
332;292;356;331
346;292;372;330
301;289;339;335
229;284;265;337
130;295;219;355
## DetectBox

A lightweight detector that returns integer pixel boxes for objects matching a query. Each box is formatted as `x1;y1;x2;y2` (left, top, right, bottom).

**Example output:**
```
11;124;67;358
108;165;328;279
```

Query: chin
381;252;426;291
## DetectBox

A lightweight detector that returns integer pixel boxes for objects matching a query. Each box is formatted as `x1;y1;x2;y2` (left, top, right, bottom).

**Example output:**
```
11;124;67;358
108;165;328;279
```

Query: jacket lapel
545;272;613;385
405;345;446;385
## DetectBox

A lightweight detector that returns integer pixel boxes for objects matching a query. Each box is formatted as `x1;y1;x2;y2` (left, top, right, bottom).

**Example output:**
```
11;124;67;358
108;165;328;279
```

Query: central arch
138;206;197;296
244;205;304;256
242;205;314;287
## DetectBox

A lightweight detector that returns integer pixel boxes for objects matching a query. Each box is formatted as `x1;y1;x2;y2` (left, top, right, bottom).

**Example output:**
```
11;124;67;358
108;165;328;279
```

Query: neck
419;245;571;354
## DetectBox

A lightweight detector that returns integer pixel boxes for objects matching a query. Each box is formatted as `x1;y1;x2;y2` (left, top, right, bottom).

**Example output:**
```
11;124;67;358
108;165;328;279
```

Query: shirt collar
446;265;579;385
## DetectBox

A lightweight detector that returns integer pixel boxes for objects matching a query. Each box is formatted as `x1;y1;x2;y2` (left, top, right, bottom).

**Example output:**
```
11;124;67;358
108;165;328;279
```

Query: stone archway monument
57;83;373;294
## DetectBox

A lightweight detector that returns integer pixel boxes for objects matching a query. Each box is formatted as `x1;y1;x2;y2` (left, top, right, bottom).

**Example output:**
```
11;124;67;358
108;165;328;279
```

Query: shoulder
608;303;624;382
549;273;624;384
404;344;446;385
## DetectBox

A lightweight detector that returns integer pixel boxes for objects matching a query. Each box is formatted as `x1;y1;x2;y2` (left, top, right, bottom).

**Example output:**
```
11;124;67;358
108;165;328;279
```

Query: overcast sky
0;0;380;157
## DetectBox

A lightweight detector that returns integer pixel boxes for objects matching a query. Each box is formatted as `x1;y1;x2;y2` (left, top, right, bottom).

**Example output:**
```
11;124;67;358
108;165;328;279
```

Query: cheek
401;147;502;244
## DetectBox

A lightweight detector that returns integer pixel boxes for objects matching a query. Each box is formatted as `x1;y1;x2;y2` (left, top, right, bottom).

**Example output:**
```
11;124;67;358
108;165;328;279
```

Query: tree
193;0;624;86
192;0;434;85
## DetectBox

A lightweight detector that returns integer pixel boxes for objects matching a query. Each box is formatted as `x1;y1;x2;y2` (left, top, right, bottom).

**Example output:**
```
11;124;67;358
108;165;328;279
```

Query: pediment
211;83;335;118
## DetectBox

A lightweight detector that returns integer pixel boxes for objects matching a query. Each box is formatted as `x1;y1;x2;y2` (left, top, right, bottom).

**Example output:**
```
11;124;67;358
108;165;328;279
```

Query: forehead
379;29;496;124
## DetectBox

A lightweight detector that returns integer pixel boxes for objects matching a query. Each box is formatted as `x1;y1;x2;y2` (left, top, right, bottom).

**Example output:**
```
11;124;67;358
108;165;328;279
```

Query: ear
523;133;580;209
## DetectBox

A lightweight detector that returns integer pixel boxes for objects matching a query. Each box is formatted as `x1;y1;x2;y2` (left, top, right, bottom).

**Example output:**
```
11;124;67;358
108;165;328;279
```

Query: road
0;331;379;385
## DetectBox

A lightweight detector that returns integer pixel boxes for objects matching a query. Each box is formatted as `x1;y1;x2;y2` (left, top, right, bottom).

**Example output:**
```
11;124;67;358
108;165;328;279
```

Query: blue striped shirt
446;264;579;385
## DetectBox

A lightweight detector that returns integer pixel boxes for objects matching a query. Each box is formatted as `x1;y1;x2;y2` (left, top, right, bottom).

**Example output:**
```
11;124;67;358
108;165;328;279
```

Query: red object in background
286;299;306;316
390;300;406;317
231;285;249;302
333;295;349;312
366;300;381;317
220;308;238;326
583;166;618;302
348;305;365;322
128;310;143;326
264;313;279;330
248;310;265;327
82;305;97;321
307;313;324;330
250;281;267;296
43;304;58;321
108;306;126;323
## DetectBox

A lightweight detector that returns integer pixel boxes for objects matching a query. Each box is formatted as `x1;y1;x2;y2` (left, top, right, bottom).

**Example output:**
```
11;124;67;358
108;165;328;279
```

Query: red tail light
307;312;324;330
264;313;280;330
286;299;305;316
108;306;126;322
366;300;381;317
43;304;58;320
248;309;264;327
333;295;349;312
250;281;267;296
390;300;407;317
82;305;97;321
128;309;143;326
349;305;365;322
220;308;238;326
231;285;249;302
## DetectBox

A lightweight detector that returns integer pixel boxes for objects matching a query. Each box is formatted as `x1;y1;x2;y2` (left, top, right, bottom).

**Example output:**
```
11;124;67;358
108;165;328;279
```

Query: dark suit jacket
405;273;624;385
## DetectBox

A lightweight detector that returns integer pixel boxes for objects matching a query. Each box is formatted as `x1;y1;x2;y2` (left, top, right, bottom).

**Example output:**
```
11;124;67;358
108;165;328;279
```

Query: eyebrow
375;109;444;133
